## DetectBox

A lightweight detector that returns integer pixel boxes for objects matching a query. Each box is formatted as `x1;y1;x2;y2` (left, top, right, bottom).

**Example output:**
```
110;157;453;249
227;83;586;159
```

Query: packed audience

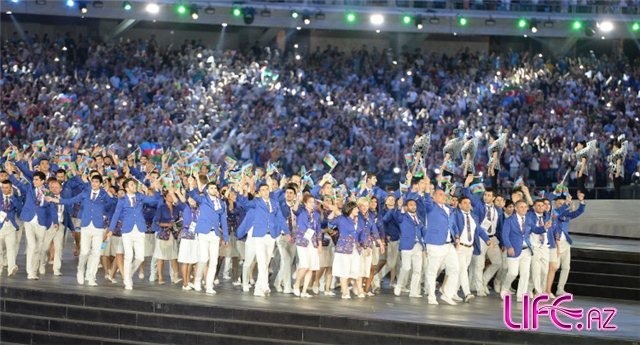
1;30;639;196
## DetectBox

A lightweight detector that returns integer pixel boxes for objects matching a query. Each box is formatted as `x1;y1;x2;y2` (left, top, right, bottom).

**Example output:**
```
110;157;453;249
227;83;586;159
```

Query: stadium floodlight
517;18;527;29
302;13;311;25
345;12;356;23
370;14;384;26
146;3;160;14
402;15;411;25
232;7;242;17
572;20;583;30
416;16;423;30
79;2;88;13
122;1;132;11
66;0;75;7
598;21;614;33
458;16;468;26
290;10;299;19
530;19;538;33
190;6;198;20
632;22;640;32
176;4;186;15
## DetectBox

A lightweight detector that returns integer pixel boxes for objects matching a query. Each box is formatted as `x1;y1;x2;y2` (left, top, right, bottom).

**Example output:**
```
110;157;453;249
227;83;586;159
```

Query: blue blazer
329;215;365;255
380;207;401;241
236;195;288;239
389;210;426;251
358;212;380;248
501;214;534;257
463;188;503;237
451;209;490;255
1;194;23;229
152;201;185;233
423;193;455;245
188;190;229;242
108;192;161;234
555;203;585;245
295;208;322;248
15;160;59;181
405;191;429;222
9;175;58;228
59;188;116;229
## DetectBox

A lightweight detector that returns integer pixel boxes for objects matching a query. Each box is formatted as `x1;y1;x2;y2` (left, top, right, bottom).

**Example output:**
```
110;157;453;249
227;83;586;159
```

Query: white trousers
122;227;145;287
0;222;17;273
502;250;532;298
426;243;459;298
43;225;65;274
244;234;275;294
556;240;571;293
378;240;399;284
530;245;550;294
78;225;104;282
456;246;474;296
397;243;423;296
24;218;47;277
195;232;221;291
15;220;24;256
470;238;502;291
274;234;296;291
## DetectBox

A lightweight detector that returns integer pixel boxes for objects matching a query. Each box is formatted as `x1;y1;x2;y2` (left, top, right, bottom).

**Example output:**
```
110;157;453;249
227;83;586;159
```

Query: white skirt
102;236;124;256
296;245;320;271
371;246;381;266
178;239;198;264
144;233;155;257
332;251;362;279
360;249;373;278
153;236;177;260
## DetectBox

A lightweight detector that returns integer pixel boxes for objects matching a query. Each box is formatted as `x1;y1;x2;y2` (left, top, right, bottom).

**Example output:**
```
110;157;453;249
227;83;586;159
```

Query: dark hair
342;201;357;217
46;177;60;185
91;175;103;183
1;179;12;186
205;182;218;190
534;199;545;205
285;183;297;194
578;140;587;147
484;187;495;195
504;200;515;208
56;169;67;175
258;183;269;190
33;171;46;181
89;170;100;176
123;178;136;190
458;196;470;203
302;194;315;205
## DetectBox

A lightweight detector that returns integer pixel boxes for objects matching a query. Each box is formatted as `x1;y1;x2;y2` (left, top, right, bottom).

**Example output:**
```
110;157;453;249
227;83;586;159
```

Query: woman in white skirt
292;195;322;298
152;188;185;285
329;201;369;299
105;187;125;283
178;196;199;290
313;197;336;296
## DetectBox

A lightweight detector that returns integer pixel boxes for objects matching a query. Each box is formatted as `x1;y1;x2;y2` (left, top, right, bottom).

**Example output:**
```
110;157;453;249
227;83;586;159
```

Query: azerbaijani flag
33;139;45;150
404;153;414;167
513;176;525;189
240;162;253;176
399;182;409;193
139;142;164;162
323;153;338;170
58;155;72;168
503;86;521;97
470;182;485;194
224;156;237;168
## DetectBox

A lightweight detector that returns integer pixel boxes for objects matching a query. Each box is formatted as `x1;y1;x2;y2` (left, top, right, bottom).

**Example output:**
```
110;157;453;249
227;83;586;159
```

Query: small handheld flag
323;153;338;172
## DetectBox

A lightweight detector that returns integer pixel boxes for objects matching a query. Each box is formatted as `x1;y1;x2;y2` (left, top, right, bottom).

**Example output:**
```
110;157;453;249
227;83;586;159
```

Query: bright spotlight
370;14;384;26
146;3;159;14
598;21;614;33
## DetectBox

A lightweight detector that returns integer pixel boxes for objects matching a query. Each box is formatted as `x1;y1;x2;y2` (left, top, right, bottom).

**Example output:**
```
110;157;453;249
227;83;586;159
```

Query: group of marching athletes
0;135;601;304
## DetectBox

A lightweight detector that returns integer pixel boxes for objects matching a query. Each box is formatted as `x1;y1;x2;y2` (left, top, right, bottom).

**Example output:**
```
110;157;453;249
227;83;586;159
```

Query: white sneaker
556;290;568;296
193;285;202;292
138;272;144;280
53;270;62;276
357;293;365;298
87;280;98;287
77;272;85;285
427;297;438;305
452;295;463;302
476;290;488;297
409;294;423;298
28;275;39;280
206;288;217;295
500;291;510;300
341;294;351;299
293;288;301;297
312;286;319;294
124;284;133;291
283;288;293;294
464;294;475;303
242;285;250;292
232;280;242;287
254;291;265;297
214;279;220;285
440;294;457;305
324;290;336;296
223;274;231;281
9;266;18;277
275;284;283;293
301;292;312;298
393;286;401;296
39;265;45;275
366;291;375;297
182;285;193;291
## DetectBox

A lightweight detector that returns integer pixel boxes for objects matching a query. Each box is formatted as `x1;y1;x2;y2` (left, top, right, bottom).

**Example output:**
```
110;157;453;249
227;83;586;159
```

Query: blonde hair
356;197;369;207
